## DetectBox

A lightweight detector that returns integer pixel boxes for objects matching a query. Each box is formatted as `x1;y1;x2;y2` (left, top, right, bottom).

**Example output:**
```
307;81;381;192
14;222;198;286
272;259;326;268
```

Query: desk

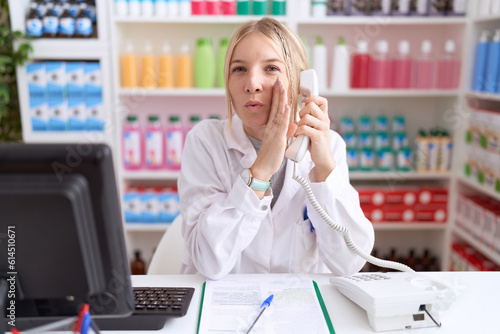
112;272;499;333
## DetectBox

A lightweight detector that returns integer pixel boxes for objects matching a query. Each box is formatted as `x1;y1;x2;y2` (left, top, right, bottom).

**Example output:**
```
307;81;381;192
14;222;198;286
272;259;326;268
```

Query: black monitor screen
0;143;134;331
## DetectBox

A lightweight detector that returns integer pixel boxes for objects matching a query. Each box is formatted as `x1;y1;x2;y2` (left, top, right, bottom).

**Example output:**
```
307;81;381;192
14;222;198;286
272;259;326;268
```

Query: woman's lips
245;101;264;112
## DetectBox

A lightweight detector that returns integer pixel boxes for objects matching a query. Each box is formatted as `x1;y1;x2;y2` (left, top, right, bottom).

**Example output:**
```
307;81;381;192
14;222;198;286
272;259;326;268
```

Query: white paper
197;276;331;334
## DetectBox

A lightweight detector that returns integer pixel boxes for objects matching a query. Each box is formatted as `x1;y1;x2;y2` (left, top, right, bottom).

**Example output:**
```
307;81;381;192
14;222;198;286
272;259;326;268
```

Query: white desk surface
110;271;500;333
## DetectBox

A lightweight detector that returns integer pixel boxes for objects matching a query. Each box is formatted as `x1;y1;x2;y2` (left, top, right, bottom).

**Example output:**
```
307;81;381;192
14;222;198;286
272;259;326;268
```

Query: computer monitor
0;143;134;331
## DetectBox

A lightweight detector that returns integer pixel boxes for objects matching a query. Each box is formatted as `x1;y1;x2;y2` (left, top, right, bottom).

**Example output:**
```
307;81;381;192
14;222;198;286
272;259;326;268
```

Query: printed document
197;275;332;334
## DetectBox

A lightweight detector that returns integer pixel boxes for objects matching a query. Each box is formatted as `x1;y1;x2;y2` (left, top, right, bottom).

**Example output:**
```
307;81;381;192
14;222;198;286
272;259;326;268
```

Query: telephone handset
284;69;318;163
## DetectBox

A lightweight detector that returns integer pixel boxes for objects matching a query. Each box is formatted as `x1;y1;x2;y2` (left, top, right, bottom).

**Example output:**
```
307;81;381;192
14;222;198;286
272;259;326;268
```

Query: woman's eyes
230;65;280;73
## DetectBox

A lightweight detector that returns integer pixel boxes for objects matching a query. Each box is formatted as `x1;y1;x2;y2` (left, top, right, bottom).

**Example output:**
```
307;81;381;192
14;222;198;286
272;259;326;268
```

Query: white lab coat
178;114;375;280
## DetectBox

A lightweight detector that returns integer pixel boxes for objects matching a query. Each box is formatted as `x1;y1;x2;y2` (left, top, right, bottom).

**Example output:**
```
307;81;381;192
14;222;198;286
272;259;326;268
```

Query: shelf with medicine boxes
10;0;115;145
446;1;500;272
108;0;468;266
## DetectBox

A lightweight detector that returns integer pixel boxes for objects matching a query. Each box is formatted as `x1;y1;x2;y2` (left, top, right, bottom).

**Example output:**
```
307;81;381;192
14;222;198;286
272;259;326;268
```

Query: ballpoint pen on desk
245;294;274;334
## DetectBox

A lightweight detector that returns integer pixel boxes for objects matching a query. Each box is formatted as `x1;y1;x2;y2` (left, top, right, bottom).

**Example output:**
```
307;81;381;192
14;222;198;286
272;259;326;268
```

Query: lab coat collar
224;114;258;167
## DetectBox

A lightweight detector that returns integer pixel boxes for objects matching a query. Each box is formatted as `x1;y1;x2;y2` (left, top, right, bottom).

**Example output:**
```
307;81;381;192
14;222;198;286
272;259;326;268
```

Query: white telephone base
330;272;455;332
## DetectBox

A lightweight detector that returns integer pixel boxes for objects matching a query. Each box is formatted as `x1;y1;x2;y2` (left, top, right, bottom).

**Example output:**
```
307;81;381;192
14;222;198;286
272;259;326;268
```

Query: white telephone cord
292;164;414;273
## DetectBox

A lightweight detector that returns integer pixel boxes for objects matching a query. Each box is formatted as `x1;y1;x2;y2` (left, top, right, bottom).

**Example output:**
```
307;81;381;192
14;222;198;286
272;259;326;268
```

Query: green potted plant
0;0;33;142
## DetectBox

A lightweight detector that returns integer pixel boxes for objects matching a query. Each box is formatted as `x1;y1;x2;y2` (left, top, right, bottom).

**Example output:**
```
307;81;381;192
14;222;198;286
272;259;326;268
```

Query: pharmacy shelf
125;224;170;232
457;175;500;201
473;13;500;23
18;39;109;60
350;171;450;181
326;90;460;98
466;91;500;102
22;131;113;144
297;16;467;25
454;227;500;266
373;223;447;231
113;15;288;24
122;170;180;181
118;88;225;96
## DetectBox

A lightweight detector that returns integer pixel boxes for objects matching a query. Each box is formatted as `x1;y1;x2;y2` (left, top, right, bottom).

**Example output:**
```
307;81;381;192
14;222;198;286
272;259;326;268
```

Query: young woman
178;17;374;280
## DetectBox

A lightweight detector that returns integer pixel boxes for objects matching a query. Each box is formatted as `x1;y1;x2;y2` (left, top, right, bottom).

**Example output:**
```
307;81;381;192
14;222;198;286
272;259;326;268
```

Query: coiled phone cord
292;166;415;273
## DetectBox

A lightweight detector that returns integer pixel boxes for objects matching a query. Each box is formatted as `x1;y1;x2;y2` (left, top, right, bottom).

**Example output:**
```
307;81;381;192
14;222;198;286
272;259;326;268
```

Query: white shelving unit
448;5;500;270
10;0;500;270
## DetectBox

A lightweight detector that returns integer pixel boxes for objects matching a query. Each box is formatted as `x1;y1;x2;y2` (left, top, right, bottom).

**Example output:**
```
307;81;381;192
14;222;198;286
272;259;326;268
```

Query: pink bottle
351;40;372;89
392;40;413;89
122;115;143;170
436;40;461;90
414;40;436;89
145;115;165;169
371;40;392;89
165;115;184;170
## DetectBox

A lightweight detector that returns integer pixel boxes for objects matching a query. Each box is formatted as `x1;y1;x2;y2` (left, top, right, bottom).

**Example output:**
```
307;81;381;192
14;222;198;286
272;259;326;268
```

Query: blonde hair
224;18;308;134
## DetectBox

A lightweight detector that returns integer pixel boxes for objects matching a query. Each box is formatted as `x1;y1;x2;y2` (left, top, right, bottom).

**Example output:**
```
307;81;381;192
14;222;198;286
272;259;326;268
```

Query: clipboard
196;278;335;334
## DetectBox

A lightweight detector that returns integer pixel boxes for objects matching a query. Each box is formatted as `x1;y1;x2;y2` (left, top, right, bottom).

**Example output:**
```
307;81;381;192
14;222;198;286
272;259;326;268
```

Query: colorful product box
66;62;86;130
158;190;180;223
415;203;447;222
27;63;49;131
141;188;160;222
84;62;104;131
123;188;142;223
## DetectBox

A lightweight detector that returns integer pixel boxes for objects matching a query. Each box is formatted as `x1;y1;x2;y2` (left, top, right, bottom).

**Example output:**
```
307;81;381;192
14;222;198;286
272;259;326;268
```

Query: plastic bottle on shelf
85;0;97;22
330;36;350;92
221;0;236;15
129;0;141;16
392;40;412;89
166;115;184;170
145;115;165;169
168;0;181;17
191;0;206;14
194;38;216;89
141;41;157;88
155;0;168;16
142;0;154;16
313;36;327;92
159;41;175;88
472;30;490;92
43;3;59;38
186;115;202;133
351;39;371;88
485;29;500;93
312;0;327;17
69;0;81;18
271;0;286;15
121;40;139;88
414;40;435;89
123;115;143;170
436;40;461;90
253;0;267;15
76;3;93;38
179;0;192;16
206;0;221;15
216;38;229;88
237;0;250;14
58;3;76;38
177;42;193;88
371;40;392;89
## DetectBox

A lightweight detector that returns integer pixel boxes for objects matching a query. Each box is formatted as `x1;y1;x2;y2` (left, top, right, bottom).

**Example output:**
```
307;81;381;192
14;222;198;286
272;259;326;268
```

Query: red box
383;204;415;222
384;187;417;206
357;188;386;206
361;204;384;223
418;188;448;204
415;204;447;222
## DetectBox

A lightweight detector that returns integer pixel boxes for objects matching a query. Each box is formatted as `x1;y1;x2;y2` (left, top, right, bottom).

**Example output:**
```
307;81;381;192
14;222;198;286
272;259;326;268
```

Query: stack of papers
197;275;334;334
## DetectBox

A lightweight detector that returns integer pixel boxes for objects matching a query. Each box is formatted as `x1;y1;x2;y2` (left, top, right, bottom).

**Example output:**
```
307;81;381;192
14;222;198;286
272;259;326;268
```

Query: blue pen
80;312;91;334
245;294;274;334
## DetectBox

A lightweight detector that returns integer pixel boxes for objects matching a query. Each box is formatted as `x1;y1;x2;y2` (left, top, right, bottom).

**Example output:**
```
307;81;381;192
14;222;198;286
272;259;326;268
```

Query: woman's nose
245;71;263;93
